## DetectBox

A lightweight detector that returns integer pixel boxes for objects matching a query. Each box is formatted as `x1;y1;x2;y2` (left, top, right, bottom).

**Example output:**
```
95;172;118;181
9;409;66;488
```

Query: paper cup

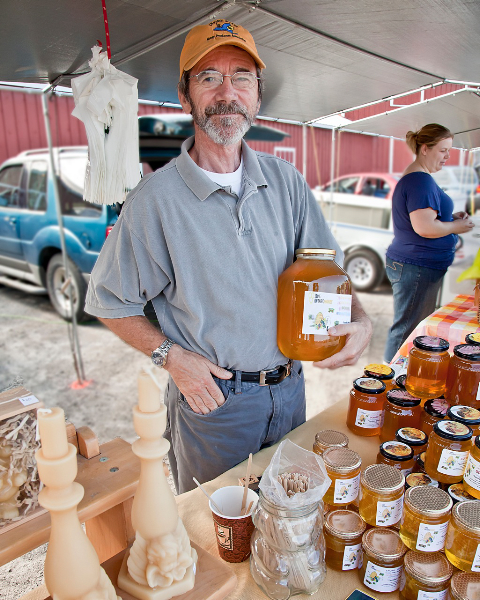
209;485;258;563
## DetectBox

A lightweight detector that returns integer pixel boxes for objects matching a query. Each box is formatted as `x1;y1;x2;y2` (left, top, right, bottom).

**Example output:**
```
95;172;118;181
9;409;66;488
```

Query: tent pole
389;137;394;174
302;124;307;179
329;128;336;226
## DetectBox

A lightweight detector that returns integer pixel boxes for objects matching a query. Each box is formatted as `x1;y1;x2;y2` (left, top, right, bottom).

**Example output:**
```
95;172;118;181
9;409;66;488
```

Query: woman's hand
410;208;475;238
453;211;470;220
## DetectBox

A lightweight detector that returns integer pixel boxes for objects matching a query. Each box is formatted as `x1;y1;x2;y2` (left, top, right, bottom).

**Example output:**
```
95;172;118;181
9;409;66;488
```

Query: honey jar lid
450;572;480;600
395;373;407;389
295;248;336;256
363;363;395;380
452;500;480;532
323;447;362;473
379;441;414;462
403;550;453;585
361;464;405;493
395;427;428;447
386;388;421;407
454;344;480;361
405;472;438;489
448;483;477;504
352;377;386;394
466;332;480;346
413;335;449;352
423;397;449;418
314;430;349;449
362;527;407;562
433;420;473;441
448;405;480;426
404;485;452;516
324;509;366;540
417;451;426;470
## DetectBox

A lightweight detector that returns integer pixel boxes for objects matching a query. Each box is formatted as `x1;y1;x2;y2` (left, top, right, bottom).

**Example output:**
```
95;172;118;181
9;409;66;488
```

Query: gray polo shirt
85;137;343;371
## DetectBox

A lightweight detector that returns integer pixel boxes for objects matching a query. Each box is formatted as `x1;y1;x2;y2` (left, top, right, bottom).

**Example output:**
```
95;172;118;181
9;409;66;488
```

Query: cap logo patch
208;20;246;43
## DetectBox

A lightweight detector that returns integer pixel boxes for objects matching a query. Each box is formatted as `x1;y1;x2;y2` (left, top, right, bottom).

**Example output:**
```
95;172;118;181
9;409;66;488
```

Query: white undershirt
200;157;244;197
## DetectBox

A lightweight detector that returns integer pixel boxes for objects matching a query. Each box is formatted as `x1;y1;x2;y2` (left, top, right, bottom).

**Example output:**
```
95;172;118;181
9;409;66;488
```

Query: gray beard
191;101;256;146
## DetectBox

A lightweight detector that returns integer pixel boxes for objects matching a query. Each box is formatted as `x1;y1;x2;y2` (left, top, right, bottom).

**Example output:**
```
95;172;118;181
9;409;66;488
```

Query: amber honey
424;420;473;484
450;572;480;600
405;336;450;400
323;447;362;506
323;509;366;571
364;363;396;392
399;550;453;600
360;527;407;593
445;500;480;571
445;345;480;409
380;389;421;443
395;427;428;457
448;405;480;438
463;435;480;499
277;249;351;361
313;430;348;455
346;378;386;436
376;441;414;475
359;464;405;527
420;398;449;437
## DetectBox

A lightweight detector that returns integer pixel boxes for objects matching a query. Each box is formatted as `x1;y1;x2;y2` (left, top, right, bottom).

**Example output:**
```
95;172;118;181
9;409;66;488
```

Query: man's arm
98;316;232;414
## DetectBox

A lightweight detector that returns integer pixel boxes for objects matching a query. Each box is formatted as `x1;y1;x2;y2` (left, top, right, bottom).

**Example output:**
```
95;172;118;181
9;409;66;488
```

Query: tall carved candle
117;381;197;599
36;408;120;600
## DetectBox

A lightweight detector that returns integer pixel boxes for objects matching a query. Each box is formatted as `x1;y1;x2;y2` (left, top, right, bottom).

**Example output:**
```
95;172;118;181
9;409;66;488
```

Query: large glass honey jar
424;421;473;484
450;572;480;600
323;447;362;507
445;500;480;572
323;509;366;571
376;441;415;476
313;430;348;456
399;485;452;552
396;427;428;457
399;550;453;600
346;378;386;436
380;389;421;443
364;363;397;392
360;527;407;593
405;336;450;400
445;345;480;410
421;398;449;437
463;435;480;499
277;249;351;361
448;405;480;438
359;464;405;527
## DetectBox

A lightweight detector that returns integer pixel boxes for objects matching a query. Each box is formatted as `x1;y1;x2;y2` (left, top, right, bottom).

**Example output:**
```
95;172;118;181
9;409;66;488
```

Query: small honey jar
413;451;427;474
420;398;449;437
359;464;405;527
463;435;480;499
376;441;415;476
399;550;453;600
399;485;452;552
405;472;438;490
448;405;480;438
346;377;386;437
445;500;480;572
466;333;480;346
395;373;407;389
448;483;477;505
395;427;428;457
323;509;366;571
449;572;480;600
364;363;396;392
323;447;362;507
360;527;407;593
405;336;450;400
380;389;421;443
313;430;348;456
424;420;473;484
445;344;480;409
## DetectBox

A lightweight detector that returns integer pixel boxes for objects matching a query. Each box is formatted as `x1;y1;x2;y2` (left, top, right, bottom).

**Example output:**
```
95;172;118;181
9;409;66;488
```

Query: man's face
180;46;260;146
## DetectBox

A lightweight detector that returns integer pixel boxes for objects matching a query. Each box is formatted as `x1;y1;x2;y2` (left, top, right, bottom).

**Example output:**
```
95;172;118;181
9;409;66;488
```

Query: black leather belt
226;360;292;386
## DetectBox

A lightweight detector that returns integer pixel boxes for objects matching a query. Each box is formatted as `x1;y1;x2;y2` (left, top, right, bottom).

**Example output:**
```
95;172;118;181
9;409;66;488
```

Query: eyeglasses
189;70;260;90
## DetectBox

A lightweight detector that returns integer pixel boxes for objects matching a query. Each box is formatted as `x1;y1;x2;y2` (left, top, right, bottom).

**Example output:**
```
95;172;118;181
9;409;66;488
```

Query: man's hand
165;344;233;415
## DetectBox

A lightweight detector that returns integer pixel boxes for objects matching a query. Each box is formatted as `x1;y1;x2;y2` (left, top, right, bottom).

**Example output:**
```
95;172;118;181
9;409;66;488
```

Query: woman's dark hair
178;66;265;104
406;123;453;155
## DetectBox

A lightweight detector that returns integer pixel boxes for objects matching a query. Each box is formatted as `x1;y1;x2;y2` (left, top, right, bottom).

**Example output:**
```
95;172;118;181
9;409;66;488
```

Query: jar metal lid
395;427;428;446
454;344;480;361
448;483;476;504
413;335;449;352
452;500;480;532
423;398;449;418
295;248;336;256
450;572;480;600
379;441;414;462
404;485;452;516
405;472;438;489
314;430;349;449
395;374;407;389
433;420;473;441
386;388;421;407
361;464;405;493
403;550;453;585
417;451;426;469
466;333;480;346
353;377;386;394
364;363;395;380
324;509;366;540
362;527;407;562
323;447;362;473
448;405;480;425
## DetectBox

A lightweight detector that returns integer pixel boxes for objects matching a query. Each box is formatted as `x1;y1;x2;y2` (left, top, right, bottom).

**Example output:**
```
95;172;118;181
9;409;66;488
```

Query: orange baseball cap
179;19;266;78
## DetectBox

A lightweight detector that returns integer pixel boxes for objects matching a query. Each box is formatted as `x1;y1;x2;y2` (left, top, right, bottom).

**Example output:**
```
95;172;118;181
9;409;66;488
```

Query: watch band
151;338;176;368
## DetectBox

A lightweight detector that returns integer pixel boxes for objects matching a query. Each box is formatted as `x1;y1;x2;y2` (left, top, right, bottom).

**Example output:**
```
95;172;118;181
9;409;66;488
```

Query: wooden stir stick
241;453;253;515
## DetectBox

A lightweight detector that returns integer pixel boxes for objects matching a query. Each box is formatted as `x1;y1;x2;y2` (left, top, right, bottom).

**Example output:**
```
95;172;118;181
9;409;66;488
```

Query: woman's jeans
384;258;446;363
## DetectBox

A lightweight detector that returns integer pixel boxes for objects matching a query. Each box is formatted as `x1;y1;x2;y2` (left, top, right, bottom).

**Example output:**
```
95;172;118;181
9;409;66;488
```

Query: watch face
152;350;166;367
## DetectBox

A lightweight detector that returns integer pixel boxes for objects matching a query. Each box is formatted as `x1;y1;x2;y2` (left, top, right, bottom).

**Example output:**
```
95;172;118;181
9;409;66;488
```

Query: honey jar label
416;521;449;552
376;496;404;526
437;449;469;476
464;454;480;490
302;291;352;335
334;473;360;504
342;542;362;570
417;590;448;600
355;408;384;429
472;543;480;571
363;561;402;592
477;382;480;401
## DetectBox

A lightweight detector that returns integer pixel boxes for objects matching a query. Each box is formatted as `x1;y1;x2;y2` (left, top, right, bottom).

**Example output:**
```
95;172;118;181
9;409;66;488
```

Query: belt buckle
259;369;269;386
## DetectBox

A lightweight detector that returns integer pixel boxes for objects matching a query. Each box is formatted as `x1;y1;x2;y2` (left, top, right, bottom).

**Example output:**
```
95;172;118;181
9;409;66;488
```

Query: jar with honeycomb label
359;464;405;527
399;486;452;552
445;500;480;572
346;377;386;436
360;527;407;593
450;572;480;600
463;435;480;499
466;333;480;346
448;405;480;438
313;430;348;456
448;483;477;505
424;420;473;484
364;363;397;392
445;345;480;410
324;509;366;571
405;472;438;490
406;336;450;400
380;389;422;443
421;398;450;437
323;447;362;506
396;427;428;457
376;441;415;476
277;248;351;361
399;550;453;600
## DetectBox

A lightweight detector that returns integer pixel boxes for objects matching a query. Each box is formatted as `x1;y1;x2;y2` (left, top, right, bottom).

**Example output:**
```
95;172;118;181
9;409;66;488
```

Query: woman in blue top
384;123;475;363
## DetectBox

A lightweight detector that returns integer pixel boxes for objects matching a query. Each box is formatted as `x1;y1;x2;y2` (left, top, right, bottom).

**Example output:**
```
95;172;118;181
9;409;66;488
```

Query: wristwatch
151;338;176;368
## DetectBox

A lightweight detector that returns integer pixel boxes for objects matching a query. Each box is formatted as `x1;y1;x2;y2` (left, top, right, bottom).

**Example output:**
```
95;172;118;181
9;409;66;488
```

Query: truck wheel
46;254;87;322
344;249;384;292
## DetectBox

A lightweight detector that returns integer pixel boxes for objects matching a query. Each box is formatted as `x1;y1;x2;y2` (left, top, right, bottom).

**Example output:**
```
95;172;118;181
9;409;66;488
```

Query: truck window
58;156;102;217
0;165;23;208
27;161;48;211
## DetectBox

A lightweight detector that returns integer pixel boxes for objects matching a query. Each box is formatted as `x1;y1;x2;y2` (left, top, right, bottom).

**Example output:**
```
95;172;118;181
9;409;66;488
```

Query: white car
430;166;478;214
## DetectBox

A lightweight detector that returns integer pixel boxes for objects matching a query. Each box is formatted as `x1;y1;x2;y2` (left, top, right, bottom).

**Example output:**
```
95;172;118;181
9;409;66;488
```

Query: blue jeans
384;258;446;363
164;361;305;494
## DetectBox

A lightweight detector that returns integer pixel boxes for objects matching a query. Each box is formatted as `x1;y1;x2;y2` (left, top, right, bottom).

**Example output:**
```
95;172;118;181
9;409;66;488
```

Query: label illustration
342;543;362;570
334;473;360;504
437;449;469;476
363;561;402;592
355;408;384;429
302;291;352;335
416;521;449;552
464;454;480;490
417;590;448;600
376;496;404;526
472;544;480;572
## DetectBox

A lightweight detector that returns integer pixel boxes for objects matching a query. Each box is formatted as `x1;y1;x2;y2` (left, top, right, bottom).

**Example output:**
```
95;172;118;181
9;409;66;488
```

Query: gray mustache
204;102;248;119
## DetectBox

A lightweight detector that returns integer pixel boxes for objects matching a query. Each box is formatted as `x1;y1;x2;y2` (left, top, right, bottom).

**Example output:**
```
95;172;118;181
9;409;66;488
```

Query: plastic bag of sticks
259;439;331;509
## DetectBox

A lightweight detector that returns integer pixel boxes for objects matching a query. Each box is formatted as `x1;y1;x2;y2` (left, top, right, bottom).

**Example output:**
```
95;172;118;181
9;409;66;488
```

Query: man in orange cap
86;19;372;494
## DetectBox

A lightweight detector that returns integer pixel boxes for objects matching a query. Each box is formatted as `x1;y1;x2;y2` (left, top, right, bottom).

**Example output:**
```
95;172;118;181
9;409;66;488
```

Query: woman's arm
410;208;475;239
